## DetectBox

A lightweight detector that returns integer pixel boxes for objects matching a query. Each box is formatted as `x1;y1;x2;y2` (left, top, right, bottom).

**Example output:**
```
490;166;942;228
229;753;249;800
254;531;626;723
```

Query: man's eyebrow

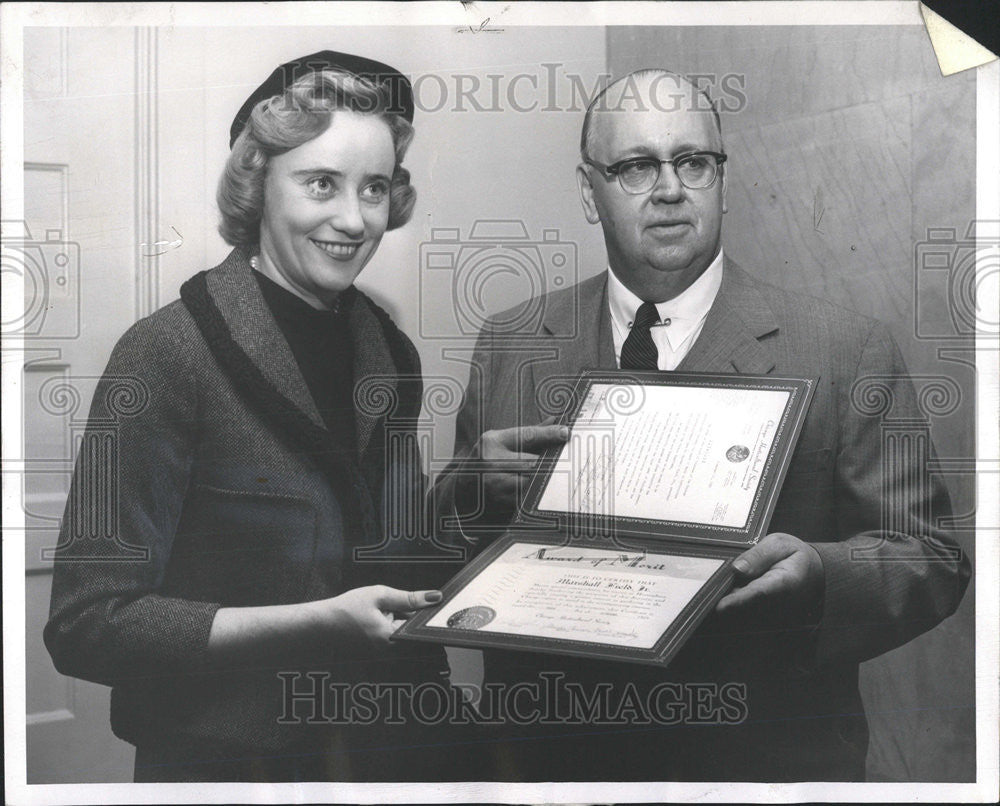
613;142;714;160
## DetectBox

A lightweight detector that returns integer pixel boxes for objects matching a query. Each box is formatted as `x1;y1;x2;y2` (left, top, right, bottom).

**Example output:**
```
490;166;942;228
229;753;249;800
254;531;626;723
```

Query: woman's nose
330;192;365;238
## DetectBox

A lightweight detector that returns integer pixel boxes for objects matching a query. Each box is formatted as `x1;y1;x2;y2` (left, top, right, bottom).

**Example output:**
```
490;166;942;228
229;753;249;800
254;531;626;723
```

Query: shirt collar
608;249;724;341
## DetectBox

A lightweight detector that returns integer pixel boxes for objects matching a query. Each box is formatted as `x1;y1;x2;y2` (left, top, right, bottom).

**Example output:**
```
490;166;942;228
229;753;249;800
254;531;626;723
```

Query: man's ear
721;164;728;215
577;164;601;224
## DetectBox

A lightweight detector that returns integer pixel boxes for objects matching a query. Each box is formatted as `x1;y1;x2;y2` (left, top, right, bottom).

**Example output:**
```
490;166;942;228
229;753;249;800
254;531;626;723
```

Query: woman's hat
229;50;414;148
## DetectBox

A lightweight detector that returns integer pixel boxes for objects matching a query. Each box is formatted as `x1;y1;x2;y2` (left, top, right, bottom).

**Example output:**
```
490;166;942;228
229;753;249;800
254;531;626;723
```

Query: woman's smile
311;238;363;260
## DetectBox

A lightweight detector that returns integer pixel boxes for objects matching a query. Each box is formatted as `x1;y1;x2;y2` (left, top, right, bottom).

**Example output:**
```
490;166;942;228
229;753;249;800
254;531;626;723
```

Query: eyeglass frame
583;151;728;194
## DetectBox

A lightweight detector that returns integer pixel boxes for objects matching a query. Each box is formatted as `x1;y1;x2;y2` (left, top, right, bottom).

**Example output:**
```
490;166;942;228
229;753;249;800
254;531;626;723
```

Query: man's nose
330;192;365;237
649;163;685;203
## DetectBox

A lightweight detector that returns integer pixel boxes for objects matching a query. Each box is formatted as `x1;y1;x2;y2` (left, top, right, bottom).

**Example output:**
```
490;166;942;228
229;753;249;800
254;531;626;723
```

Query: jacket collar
540;257;778;375
204;249;398;459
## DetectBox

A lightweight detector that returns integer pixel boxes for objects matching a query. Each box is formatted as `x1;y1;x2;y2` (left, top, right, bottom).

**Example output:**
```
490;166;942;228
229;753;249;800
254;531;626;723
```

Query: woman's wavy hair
218;70;415;247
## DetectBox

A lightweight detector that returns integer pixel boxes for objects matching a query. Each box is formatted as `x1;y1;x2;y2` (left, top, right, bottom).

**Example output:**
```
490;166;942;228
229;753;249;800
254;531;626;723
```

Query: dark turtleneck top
252;269;357;453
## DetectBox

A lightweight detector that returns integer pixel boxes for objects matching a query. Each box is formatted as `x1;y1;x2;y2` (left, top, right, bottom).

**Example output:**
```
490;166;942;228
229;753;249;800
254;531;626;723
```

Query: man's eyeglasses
584;151;727;194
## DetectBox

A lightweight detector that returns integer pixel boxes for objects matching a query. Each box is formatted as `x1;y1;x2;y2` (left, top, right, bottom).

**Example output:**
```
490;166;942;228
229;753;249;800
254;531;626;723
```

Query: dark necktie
620;301;660;370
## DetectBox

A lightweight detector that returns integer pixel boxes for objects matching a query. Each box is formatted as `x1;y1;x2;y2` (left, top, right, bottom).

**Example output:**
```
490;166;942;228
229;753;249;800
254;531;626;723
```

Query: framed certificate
395;370;816;666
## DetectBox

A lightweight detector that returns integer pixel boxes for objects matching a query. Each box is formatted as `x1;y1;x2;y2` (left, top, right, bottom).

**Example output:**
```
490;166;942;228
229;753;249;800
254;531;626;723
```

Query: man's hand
716;532;825;621
458;422;569;519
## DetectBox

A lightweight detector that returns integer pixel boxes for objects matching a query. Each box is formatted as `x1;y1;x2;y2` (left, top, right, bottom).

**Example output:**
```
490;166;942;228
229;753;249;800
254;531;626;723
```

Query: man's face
578;81;727;299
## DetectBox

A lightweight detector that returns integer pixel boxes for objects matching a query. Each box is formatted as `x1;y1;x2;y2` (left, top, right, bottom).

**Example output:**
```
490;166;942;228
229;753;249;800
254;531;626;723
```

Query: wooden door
19;26;162;784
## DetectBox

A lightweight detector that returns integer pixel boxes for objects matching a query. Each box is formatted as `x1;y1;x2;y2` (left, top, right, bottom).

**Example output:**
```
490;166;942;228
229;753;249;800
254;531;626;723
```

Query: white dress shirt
608;250;724;370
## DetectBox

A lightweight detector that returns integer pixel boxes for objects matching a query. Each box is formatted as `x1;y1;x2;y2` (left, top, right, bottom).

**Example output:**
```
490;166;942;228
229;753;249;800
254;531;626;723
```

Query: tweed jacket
44;249;448;761
432;258;970;780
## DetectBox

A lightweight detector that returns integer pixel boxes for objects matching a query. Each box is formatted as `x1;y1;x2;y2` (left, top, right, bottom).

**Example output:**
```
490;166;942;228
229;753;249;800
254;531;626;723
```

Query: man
433;70;970;781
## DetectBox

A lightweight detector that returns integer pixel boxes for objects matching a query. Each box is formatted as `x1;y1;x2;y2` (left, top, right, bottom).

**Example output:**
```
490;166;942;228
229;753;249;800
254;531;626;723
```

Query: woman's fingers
374;587;443;612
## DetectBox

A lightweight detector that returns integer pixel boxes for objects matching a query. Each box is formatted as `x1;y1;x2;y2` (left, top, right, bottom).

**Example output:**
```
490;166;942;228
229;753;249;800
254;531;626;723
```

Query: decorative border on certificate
394;532;736;667
519;371;816;547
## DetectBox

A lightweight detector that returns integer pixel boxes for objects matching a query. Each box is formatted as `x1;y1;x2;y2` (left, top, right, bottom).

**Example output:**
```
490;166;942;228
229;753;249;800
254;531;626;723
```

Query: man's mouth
311;239;362;259
646;221;691;238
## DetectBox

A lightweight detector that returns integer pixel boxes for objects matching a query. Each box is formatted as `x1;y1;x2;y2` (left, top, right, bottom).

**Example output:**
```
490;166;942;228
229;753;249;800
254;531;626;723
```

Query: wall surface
607;24;976;781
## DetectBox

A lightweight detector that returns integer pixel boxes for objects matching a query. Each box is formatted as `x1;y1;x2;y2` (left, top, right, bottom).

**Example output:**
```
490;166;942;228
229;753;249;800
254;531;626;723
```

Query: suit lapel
541;271;617;370
676;258;779;374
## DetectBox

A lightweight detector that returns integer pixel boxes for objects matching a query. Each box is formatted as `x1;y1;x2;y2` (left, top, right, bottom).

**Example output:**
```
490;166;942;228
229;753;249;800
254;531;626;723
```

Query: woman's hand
207;586;442;666
313;585;443;648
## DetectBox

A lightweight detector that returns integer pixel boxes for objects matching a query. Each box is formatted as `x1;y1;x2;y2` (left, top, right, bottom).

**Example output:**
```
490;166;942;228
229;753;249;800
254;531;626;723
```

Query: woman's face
258;110;396;309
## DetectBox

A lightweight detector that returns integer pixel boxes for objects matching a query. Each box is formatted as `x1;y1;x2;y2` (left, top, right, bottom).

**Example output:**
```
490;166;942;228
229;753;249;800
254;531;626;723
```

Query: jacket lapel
541;271;617;370
346;293;398;462
204;249;327;431
205;250;399;460
676;257;779;374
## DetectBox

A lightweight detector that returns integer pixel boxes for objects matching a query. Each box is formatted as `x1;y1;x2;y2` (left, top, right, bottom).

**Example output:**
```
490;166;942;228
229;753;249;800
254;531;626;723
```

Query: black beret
229;50;414;148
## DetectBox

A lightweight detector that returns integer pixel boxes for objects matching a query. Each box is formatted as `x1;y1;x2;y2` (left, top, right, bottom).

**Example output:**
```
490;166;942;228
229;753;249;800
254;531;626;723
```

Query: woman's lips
311;238;361;259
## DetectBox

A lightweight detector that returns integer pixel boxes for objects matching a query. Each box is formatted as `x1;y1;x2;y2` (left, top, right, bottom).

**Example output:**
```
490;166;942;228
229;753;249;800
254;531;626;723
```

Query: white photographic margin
2;2;997;804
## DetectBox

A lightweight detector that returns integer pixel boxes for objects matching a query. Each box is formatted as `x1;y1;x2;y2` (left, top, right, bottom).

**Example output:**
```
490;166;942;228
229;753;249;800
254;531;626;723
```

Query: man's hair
580;68;723;161
218;70;416;247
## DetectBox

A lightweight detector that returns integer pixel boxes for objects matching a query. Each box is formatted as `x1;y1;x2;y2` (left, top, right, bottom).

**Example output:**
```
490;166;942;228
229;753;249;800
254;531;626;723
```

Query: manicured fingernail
732;559;750;574
425;590;443;603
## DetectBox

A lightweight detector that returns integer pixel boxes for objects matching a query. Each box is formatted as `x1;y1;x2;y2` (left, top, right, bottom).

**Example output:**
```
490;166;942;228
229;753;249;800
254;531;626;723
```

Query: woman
45;51;459;783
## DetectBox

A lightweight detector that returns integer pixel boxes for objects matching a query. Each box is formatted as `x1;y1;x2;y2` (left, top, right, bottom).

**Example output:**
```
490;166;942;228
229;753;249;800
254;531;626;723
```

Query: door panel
23;26;143;784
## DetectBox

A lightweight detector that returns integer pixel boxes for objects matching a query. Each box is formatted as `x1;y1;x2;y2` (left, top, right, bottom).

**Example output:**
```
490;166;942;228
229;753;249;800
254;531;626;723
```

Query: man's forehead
597;73;705;114
588;101;720;155
586;73;720;156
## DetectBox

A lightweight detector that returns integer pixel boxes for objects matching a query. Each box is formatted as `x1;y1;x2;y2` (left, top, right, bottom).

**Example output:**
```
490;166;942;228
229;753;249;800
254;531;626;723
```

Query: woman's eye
361;180;390;203
307;176;335;196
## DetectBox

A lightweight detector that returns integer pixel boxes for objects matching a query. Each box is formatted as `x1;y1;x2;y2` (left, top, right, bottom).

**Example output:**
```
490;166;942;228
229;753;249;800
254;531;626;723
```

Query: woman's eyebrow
290;167;344;178
290;168;392;182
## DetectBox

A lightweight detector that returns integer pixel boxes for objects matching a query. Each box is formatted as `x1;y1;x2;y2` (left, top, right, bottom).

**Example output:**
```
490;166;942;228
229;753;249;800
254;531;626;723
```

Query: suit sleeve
810;320;971;667
427;321;501;552
43;319;221;687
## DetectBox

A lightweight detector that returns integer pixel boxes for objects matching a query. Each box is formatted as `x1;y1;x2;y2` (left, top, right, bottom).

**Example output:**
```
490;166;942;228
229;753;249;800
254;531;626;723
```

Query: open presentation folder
395;370;816;667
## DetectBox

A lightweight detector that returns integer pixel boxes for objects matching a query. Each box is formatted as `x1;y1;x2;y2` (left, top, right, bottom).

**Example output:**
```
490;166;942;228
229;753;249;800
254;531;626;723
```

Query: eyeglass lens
619;155;719;192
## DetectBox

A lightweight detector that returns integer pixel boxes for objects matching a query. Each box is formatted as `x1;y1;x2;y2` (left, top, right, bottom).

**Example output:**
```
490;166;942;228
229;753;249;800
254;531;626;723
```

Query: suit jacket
433;258;970;781
44;249;451;778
